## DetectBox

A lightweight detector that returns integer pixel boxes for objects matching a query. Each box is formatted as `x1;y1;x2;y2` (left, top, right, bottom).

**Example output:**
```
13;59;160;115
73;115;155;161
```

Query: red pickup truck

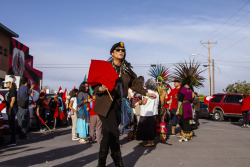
209;93;244;122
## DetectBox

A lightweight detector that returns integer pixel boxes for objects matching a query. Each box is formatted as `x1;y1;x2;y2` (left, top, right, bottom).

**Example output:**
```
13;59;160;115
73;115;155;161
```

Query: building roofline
0;23;19;38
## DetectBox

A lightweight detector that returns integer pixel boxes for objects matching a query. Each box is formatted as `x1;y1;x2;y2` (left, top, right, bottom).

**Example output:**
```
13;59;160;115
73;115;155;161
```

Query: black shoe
111;151;125;167
19;136;32;140
6;141;17;146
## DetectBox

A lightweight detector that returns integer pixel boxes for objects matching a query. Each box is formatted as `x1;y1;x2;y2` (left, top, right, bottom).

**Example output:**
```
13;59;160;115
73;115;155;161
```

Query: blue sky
1;0;250;95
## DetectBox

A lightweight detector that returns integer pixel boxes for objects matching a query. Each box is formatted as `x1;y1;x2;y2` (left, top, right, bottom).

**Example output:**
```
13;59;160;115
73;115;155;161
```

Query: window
223;95;235;103
233;95;243;104
210;95;224;103
223;95;242;103
4;48;8;56
0;46;2;55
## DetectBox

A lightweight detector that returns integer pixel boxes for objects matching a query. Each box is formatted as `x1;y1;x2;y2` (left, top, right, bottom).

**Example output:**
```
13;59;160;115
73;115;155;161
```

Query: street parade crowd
1;42;250;167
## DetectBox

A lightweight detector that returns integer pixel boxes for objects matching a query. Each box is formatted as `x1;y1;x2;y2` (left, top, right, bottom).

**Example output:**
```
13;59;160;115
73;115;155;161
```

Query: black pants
37;109;46;129
47;109;55;127
181;118;192;133
194;111;200;127
8;107;17;143
99;99;122;156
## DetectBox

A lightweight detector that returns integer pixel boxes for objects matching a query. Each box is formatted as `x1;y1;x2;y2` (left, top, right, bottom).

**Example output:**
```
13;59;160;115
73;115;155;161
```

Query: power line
215;34;250;56
203;0;250;40
216;18;250;42
213;11;250;41
215;63;250;69
214;59;250;64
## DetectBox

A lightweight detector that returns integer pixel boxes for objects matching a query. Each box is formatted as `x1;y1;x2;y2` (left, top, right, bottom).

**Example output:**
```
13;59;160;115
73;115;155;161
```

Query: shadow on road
0;143;93;166
53;152;99;167
231;122;243;127
17;128;71;146
107;142;156;167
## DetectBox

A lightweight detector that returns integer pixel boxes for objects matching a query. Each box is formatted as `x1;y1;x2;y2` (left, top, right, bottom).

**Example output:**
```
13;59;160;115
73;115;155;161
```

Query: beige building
0;23;19;86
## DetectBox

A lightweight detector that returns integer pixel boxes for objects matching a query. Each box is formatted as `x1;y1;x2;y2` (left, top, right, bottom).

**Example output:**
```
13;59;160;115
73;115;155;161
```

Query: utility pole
212;59;215;95
200;41;217;96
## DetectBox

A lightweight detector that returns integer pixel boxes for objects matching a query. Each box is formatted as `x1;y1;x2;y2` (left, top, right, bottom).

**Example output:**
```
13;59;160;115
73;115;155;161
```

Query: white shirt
140;90;159;116
128;88;134;99
71;97;77;111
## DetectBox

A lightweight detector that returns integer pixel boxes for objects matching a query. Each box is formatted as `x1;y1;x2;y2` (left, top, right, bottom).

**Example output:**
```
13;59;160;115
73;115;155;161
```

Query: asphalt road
0;119;249;167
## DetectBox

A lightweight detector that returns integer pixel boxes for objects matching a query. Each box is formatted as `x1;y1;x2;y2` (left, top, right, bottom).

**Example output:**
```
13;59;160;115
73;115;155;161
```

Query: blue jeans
171;108;179;126
242;110;249;125
8;107;18;143
16;107;29;137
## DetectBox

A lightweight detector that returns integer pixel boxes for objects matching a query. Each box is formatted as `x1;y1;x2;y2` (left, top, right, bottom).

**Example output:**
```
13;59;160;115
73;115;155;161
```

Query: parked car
208;93;243;122
198;101;210;119
0;89;9;136
0;89;9;120
46;93;55;99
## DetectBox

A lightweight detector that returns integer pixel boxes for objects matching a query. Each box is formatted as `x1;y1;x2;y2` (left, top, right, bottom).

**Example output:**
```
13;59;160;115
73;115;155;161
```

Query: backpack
120;83;134;131
121;98;134;129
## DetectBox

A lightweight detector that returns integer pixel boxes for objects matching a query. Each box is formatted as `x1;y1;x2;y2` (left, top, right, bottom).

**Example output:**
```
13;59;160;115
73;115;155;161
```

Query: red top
88;101;98;117
169;87;180;109
241;96;250;111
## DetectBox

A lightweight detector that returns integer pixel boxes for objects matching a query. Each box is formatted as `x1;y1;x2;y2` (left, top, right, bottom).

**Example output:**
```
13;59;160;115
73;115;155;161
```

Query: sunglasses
115;49;126;52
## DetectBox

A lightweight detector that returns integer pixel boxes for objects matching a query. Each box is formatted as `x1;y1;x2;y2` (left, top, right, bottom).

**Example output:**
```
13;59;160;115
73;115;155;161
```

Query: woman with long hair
77;82;91;143
92;42;156;167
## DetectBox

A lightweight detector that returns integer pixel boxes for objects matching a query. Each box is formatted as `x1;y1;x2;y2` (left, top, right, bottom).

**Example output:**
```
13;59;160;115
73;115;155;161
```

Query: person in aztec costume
174;60;205;142
148;64;171;142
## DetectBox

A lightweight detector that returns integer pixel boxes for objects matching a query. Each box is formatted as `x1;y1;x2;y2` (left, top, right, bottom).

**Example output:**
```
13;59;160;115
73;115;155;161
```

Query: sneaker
242;124;246;128
6;141;17;146
179;138;188;142
72;137;80;141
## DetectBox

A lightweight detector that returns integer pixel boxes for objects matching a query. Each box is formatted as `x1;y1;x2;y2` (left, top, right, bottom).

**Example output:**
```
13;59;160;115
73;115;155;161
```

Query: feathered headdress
148;64;171;83
148;64;171;95
173;60;205;88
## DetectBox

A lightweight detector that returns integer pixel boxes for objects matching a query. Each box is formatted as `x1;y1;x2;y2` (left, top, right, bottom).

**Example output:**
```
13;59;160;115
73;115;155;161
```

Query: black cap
110;42;125;55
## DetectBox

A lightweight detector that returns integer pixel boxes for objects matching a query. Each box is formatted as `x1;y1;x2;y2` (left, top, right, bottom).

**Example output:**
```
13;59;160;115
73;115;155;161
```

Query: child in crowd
87;95;102;143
